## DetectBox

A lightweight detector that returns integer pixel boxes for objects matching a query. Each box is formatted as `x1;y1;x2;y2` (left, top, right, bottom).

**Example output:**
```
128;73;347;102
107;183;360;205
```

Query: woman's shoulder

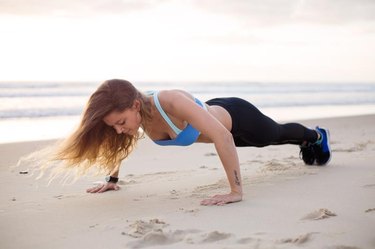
157;89;194;104
156;90;199;117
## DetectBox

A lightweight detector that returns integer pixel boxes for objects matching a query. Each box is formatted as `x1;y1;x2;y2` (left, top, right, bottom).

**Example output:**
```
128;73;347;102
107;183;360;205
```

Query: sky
0;0;374;83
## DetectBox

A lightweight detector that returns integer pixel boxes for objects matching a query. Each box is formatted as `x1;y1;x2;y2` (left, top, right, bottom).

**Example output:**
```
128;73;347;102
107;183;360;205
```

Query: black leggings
206;97;318;147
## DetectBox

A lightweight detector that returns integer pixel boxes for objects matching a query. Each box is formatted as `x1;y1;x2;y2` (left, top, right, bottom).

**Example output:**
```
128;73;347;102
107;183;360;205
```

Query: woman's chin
127;130;135;135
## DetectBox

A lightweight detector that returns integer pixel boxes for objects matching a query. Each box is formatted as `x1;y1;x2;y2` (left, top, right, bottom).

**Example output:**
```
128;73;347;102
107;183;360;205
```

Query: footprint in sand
53;194;78;200
122;219;168;239
124;219;233;248
334;141;372;153
178;207;200;214
127;230;177;248
133;229;207;248
258;159;299;174
200;231;232;243
237;237;257;244
365;208;375;213
362;184;375;188
277;233;314;245
327;246;361;249
169;190;180;200
302;208;337;220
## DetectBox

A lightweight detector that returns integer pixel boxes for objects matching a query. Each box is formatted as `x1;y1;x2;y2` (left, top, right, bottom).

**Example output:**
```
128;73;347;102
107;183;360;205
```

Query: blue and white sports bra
147;91;207;146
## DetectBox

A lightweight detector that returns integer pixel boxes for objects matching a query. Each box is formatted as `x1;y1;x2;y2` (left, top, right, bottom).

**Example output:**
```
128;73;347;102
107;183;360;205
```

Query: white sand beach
0;114;374;249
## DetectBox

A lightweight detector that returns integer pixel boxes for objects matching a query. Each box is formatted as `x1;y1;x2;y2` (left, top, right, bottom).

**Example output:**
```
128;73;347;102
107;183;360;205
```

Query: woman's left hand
86;182;120;193
200;192;243;206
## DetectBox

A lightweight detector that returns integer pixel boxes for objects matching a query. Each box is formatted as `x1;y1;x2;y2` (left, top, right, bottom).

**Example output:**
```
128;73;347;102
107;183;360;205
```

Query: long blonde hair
46;79;151;178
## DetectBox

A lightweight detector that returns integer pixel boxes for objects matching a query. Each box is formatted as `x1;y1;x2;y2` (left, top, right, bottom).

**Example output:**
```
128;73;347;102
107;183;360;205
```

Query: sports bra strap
153;91;182;135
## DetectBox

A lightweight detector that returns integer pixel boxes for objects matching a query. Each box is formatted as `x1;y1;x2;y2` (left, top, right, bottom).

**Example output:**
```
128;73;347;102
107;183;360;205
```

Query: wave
1;81;375;119
0;108;80;119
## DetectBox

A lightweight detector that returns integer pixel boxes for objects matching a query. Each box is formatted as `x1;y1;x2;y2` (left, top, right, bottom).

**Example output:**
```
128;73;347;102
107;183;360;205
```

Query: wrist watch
105;175;119;183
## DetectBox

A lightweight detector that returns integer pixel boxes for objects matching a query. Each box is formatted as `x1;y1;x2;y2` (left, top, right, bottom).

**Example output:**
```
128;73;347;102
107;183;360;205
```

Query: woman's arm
109;164;120;178
159;90;243;205
201;130;243;205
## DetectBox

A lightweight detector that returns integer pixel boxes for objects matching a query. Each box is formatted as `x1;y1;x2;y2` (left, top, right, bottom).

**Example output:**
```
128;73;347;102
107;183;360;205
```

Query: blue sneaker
299;142;315;165
313;127;331;165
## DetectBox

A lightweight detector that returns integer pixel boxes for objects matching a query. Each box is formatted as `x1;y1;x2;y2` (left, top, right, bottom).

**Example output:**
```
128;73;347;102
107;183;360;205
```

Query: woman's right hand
86;182;120;193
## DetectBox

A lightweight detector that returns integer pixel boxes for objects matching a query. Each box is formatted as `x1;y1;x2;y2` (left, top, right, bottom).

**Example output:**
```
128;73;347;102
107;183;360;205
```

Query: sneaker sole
318;127;332;165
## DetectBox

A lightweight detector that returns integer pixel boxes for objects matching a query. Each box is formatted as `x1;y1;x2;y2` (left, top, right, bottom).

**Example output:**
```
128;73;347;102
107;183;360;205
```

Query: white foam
0;116;80;144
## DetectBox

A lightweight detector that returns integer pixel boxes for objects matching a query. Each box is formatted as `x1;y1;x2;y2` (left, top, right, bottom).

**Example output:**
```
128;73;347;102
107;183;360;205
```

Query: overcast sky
0;0;374;83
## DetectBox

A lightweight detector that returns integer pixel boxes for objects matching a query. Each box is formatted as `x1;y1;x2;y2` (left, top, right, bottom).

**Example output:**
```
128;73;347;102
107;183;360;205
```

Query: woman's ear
133;99;141;111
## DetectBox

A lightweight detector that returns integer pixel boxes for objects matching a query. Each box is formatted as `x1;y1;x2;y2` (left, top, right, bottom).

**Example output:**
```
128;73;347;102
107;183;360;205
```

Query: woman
55;79;331;206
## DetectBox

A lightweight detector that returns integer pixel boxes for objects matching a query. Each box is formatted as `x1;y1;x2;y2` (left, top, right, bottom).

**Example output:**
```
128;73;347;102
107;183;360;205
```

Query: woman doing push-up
53;79;331;206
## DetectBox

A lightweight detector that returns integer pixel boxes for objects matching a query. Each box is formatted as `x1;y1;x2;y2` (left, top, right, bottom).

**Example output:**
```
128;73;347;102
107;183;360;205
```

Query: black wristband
105;175;119;183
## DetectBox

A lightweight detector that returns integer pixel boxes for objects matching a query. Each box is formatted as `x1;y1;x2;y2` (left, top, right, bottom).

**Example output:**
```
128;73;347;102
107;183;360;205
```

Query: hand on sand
200;192;242;206
86;182;120;193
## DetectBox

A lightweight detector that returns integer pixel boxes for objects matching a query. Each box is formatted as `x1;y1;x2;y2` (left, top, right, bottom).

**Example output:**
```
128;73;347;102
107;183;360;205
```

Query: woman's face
103;100;142;135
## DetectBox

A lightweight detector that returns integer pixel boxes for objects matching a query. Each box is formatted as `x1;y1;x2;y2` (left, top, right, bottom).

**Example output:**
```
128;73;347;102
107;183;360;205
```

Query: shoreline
1;105;375;144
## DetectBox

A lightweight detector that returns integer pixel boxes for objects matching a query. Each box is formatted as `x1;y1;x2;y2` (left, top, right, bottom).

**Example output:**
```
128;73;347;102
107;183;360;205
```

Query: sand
0;114;374;249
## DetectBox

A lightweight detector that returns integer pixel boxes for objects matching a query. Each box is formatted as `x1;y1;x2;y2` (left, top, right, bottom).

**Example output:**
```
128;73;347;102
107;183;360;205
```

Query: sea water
1;81;375;143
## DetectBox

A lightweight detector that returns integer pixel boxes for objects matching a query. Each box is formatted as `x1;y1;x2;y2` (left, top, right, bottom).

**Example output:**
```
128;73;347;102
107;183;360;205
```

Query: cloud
191;0;300;26
294;0;375;24
192;0;375;26
2;0;375;26
0;0;169;16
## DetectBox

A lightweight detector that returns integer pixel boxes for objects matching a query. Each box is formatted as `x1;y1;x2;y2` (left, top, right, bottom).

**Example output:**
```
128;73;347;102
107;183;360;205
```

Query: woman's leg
206;97;330;165
227;98;318;147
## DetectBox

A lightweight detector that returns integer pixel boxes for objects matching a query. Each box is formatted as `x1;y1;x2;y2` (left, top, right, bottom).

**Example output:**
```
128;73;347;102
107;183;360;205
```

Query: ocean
1;81;375;143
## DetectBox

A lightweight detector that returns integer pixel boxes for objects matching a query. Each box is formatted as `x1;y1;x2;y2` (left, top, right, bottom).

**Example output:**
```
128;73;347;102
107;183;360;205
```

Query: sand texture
1;115;375;249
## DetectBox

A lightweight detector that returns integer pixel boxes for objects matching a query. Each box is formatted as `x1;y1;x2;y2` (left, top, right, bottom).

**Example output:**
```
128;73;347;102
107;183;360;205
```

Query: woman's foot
300;142;315;165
